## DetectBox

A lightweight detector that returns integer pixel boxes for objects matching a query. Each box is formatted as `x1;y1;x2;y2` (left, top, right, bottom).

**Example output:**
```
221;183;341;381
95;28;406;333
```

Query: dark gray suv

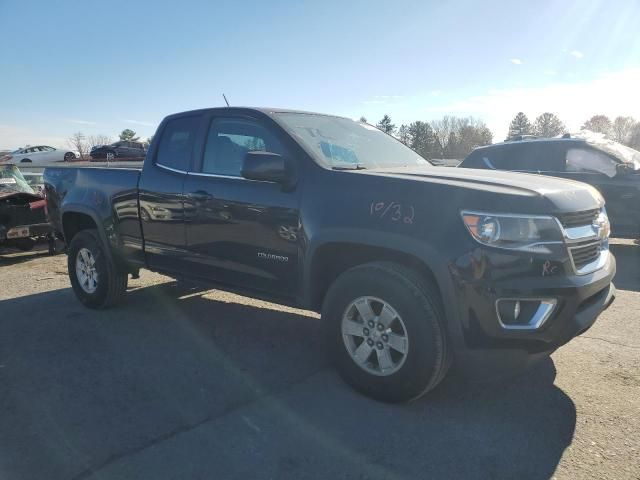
460;135;640;238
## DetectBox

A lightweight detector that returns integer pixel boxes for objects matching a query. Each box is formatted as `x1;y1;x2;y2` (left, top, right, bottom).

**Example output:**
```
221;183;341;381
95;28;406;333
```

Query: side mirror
241;151;293;186
616;163;632;176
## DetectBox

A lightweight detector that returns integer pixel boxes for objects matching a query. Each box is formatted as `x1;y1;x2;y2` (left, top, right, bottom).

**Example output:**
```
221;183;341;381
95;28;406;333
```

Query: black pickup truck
44;107;616;402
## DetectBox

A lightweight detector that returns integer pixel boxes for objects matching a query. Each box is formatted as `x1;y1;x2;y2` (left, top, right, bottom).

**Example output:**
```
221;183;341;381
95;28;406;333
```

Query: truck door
138;113;203;273
182;114;301;298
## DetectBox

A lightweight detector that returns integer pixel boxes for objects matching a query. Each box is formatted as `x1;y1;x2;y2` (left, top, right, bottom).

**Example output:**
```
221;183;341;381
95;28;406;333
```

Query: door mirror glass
241;151;290;184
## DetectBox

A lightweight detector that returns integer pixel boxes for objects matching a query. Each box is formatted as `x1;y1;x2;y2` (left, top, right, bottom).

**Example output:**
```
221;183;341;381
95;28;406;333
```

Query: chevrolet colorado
44;107;616;402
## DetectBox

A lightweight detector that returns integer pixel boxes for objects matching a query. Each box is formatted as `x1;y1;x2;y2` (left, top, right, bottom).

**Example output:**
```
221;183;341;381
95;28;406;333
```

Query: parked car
0;145;76;165
0;165;52;252
90;140;146;160
44;107;615;403
459;133;640;238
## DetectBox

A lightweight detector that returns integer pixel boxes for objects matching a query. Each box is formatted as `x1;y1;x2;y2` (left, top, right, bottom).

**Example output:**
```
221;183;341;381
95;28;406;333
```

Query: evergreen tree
376;115;396;134
407;121;436;159
119;129;140;141
507;112;533;140
534;113;566;137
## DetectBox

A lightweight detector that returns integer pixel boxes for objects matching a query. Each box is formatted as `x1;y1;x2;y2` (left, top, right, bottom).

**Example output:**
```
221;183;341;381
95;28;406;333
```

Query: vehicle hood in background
363;166;604;211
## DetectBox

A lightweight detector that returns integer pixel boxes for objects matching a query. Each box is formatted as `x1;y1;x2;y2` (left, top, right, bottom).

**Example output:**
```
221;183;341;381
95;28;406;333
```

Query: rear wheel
21;158;31;163
67;229;127;308
322;262;450;403
63;152;76;162
105;151;116;161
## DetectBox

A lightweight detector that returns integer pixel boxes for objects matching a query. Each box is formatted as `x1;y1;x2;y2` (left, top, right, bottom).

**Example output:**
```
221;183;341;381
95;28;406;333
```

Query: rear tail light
0;155;12;163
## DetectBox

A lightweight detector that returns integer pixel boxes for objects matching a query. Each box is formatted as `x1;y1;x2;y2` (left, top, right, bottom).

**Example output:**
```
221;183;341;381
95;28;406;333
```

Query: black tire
63;152;76;162
67;229;128;309
21;158;31;163
322;262;450;403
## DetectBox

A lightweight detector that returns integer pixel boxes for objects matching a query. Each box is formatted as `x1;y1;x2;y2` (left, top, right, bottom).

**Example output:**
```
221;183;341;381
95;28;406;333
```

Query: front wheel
322;262;450;403
67;229;128;308
64;152;76;162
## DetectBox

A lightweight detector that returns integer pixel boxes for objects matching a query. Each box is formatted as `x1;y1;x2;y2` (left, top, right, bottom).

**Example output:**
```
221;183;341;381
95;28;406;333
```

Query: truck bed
44;166;144;264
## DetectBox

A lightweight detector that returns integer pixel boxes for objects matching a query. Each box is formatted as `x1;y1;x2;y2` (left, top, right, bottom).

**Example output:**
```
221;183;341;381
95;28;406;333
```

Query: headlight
461;211;563;253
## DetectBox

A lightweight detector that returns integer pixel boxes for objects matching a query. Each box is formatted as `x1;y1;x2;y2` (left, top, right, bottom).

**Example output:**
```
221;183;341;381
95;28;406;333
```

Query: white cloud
510;58;523;65
570;50;584;59
122;118;155;127
67;118;97;125
424;67;640;141
362;95;405;106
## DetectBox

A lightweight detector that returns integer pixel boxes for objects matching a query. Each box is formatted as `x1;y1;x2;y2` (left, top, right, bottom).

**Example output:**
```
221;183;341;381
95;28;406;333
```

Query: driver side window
201;118;285;177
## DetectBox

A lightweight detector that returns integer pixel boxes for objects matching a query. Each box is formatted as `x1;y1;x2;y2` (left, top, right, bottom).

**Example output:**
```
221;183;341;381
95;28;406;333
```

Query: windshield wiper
332;164;367;170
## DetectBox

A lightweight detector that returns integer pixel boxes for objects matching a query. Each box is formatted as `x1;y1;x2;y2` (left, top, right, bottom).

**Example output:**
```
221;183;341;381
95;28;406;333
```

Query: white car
0;145;77;165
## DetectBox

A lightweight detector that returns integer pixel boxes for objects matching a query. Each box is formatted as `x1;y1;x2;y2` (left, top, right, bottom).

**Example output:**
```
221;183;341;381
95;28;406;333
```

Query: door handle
188;191;213;202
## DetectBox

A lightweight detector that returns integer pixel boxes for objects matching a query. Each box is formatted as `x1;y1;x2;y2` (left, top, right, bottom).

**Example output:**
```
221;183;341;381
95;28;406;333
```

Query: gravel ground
0;240;638;480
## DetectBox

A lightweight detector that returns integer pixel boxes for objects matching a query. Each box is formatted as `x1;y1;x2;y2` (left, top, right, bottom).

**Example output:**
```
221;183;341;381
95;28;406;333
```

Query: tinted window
156;115;200;171
463;146;510;169
201;118;285;176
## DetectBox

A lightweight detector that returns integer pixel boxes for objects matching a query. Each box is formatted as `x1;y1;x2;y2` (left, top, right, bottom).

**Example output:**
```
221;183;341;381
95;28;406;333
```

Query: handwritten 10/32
370;201;415;224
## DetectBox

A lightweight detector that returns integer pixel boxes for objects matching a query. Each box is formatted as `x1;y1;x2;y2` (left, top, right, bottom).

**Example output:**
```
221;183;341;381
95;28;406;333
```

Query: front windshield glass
574;130;640;170
275;113;432;169
0;165;35;194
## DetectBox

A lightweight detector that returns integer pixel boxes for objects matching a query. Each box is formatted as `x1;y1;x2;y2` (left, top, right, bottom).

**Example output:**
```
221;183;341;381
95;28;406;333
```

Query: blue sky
1;0;639;149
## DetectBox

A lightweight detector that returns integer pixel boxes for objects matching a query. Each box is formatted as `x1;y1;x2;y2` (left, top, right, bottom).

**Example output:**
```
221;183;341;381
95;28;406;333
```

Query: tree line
369;114;493;160
507;112;640;149
67;129;153;160
369;111;640;160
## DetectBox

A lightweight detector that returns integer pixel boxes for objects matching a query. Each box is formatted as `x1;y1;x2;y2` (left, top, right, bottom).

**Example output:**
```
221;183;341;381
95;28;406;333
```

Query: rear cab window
156;115;201;171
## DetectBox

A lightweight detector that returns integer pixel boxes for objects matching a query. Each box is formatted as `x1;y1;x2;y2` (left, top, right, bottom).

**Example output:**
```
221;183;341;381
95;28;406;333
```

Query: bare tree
87;134;112;149
581;115;612;136
397;124;410;145
359;116;368;123
612;116;636;144
67;132;88;160
533;113;566;137
430;116;455;157
629;122;640;150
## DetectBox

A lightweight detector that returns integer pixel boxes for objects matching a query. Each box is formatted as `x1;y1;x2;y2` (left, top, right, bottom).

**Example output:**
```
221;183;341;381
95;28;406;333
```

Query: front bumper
450;247;616;377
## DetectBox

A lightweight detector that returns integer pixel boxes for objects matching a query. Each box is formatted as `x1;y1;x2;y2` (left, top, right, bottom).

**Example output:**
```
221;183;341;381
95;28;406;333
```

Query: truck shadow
1;283;575;480
610;242;640;292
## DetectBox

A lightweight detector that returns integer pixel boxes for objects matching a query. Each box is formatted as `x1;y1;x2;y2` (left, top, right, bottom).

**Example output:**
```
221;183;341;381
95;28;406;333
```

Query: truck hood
364;166;604;212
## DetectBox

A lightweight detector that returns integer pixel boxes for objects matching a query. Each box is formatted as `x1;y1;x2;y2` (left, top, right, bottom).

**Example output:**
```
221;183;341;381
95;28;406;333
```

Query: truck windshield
275;113;432;169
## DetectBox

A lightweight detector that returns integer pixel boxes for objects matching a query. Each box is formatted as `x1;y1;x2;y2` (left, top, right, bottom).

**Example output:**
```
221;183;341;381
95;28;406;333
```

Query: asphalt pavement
0;241;638;480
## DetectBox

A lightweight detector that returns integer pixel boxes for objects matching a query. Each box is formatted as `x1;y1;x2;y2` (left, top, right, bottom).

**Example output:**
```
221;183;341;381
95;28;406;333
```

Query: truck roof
163;106;351;121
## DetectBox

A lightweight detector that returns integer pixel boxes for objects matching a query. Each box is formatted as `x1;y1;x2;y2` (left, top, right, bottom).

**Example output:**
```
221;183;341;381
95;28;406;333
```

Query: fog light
496;299;557;330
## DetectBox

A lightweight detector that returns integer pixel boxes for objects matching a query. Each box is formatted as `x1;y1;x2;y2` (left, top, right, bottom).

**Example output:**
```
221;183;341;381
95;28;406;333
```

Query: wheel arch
303;229;459;324
61;206;115;265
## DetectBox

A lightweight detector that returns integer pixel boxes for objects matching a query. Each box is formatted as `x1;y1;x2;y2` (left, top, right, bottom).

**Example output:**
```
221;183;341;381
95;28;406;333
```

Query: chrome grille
569;241;602;270
556;209;599;228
